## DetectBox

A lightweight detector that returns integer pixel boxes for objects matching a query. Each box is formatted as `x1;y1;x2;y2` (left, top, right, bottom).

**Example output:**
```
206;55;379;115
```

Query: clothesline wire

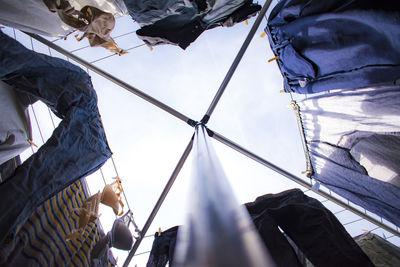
89;43;146;64
22;15;397;251
260;12;394;239
343;218;364;226
201;0;273;123
84;67;135;224
19;7;400;261
70;30;138;53
25;25;400;258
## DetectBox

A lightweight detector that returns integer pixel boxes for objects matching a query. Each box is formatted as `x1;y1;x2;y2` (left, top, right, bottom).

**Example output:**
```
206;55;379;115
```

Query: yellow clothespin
27;139;38;147
268;56;279;62
260;32;266;38
149;46;153;51
280;90;285;93
158;227;162;236
244;20;248;25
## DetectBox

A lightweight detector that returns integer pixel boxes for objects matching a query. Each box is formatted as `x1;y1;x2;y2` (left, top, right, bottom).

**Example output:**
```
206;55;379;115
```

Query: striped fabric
12;179;114;266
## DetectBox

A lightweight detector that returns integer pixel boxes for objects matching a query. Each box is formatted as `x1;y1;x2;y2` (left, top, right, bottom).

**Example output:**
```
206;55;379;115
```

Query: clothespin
74;33;85;42
27;139;38;147
260;31;266;38
244;20;248;25
268;56;279;62
149;46;153;51
158;227;162;236
280;90;285;93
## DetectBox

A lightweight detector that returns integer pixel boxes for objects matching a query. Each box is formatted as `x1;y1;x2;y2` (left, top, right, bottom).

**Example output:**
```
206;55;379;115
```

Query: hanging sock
174;125;275;267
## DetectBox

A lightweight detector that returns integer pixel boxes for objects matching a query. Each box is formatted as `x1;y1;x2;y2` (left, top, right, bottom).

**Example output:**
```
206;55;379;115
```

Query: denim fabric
125;0;261;49
0;31;112;244
297;85;400;227
266;0;400;94
0;156;20;183
146;189;373;267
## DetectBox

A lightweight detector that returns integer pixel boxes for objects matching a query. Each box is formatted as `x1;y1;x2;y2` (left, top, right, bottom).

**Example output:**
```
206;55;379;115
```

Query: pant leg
0;31;111;244
246;189;374;267
249;210;303;267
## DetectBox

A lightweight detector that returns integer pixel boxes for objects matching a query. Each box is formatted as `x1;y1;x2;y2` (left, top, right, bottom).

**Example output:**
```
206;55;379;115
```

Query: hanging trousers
0;31;111;244
146;189;374;267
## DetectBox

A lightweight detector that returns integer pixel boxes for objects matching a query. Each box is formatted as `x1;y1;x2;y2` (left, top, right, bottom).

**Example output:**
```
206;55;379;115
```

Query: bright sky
4;0;400;265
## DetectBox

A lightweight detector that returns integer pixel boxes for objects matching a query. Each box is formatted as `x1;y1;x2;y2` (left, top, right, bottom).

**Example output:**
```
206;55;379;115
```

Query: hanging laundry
124;0;261;49
147;226;179;267
265;0;400;94
0;31;112;244
355;232;400;267
0;156;21;183
146;189;374;267
91;218;133;266
0;80;32;166
297;84;400;226
66;184;122;240
245;189;374;267
0;0;127;54
0;180;116;266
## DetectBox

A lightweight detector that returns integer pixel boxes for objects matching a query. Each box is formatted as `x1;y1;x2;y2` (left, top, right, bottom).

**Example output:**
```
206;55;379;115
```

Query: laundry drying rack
3;0;400;265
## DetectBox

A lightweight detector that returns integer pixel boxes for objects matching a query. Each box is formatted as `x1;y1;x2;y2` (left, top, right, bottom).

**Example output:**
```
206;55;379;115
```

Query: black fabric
146;189;374;267
0;156;21;183
125;0;261;49
146;226;179;267
137;16;206;49
245;189;374;267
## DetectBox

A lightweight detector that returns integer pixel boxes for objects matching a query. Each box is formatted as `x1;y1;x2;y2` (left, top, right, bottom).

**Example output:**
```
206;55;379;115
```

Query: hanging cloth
297;84;400;226
265;0;400;94
147;189;374;267
0;0;126;37
124;0;261;49
173;125;274;267
0;31;112;244
0;180;116;266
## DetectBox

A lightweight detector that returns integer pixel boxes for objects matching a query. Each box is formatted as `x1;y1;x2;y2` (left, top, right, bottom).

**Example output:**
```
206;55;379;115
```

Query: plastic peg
27;139;38;147
268;56;279;62
260;32;266;38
